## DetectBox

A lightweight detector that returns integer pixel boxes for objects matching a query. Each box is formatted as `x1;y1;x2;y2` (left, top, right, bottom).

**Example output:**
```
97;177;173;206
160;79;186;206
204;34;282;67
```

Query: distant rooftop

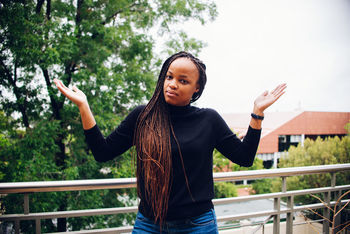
222;111;350;154
222;111;302;137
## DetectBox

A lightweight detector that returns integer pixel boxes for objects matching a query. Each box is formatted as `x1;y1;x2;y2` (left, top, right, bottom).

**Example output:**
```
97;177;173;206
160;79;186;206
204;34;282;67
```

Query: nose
168;79;178;89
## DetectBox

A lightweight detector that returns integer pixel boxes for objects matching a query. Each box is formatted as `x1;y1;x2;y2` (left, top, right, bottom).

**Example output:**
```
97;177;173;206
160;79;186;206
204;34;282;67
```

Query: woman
54;51;286;233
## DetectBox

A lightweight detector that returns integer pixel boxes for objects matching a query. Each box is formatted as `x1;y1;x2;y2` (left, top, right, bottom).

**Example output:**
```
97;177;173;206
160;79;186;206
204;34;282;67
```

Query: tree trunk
57;202;67;232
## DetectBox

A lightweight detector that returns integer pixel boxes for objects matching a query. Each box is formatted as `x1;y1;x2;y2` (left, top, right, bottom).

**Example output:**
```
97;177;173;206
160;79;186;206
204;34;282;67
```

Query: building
222;111;350;168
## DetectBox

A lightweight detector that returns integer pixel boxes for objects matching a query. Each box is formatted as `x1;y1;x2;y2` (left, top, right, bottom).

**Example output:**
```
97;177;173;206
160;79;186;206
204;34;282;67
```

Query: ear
195;83;200;93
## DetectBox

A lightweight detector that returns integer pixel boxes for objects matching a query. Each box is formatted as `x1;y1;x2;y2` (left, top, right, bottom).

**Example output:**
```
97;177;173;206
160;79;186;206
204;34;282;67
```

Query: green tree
214;182;238;198
272;125;350;204
0;0;217;232
212;149;264;198
213;149;264;173
252;124;350;196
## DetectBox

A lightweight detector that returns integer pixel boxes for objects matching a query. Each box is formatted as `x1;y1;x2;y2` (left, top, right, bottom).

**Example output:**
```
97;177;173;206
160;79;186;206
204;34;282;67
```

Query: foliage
214;182;237;199
212;148;264;198
251;178;277;195
301;190;350;234
213;149;264;173
272;126;350;204
252;127;350;197
0;0;217;232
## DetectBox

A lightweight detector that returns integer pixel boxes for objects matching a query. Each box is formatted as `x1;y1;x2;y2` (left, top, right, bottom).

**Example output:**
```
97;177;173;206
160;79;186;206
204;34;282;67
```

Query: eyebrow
167;70;188;78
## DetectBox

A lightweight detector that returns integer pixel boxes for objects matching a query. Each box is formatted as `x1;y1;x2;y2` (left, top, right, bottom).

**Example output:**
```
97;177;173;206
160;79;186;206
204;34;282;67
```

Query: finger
58;79;69;90
58;80;75;96
53;79;61;88
275;84;287;95
273;91;286;102
272;83;287;95
272;83;286;94
261;90;268;96
72;86;78;92
270;83;284;93
54;79;65;92
55;80;68;92
55;80;74;97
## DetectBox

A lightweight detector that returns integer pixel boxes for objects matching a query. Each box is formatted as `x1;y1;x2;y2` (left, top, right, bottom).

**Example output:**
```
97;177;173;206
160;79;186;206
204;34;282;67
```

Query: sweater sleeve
213;110;262;167
84;105;144;162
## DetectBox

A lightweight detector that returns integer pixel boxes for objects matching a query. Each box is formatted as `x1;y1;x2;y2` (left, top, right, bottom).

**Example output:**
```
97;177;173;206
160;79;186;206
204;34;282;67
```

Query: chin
165;100;177;106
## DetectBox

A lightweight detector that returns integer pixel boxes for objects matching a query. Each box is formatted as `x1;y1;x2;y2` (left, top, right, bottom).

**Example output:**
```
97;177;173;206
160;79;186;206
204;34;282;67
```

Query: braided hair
133;51;207;226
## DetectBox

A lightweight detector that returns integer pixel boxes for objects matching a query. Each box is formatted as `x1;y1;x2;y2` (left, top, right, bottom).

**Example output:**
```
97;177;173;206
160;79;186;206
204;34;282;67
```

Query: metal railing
1;164;350;234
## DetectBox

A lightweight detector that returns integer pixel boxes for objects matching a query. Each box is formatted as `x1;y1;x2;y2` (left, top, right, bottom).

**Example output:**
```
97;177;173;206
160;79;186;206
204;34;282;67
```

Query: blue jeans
132;208;219;233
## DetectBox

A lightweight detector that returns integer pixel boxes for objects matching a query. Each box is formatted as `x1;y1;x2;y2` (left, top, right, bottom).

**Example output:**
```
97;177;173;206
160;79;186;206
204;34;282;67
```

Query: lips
166;90;178;97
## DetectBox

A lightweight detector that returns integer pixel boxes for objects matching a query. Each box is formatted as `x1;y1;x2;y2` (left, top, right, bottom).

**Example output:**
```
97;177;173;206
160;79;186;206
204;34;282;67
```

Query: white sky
163;0;350;114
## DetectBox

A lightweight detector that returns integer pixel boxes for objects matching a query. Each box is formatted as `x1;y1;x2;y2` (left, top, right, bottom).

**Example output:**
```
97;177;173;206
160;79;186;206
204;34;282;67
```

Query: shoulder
131;105;146;114
123;105;146;122
129;105;146;115
185;106;225;125
194;107;222;119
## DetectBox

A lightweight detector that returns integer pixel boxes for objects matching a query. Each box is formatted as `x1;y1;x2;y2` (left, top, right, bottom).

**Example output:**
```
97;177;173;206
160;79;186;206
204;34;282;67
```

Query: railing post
323;192;331;234
14;220;20;234
286;195;294;234
282;176;287;193
333;190;342;234
331;173;336;187
273;197;280;234
262;224;265;234
24;193;30;214
35;219;41;234
331;173;341;234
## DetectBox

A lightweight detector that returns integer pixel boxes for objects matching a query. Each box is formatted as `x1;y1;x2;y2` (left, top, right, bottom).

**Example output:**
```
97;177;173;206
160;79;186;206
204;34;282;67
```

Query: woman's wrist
250;106;264;129
252;106;264;117
78;101;89;110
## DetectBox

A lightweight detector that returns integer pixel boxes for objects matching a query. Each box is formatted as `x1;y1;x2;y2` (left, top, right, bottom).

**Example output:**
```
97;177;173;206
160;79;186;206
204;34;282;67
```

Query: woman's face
163;57;200;106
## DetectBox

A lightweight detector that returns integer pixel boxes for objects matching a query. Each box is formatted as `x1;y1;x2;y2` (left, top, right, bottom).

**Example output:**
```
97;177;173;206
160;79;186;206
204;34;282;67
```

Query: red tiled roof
222;111;301;137
222;111;350;154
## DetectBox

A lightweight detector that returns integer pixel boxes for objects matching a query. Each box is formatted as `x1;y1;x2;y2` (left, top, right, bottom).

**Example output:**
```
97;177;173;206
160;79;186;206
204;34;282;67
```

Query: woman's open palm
53;79;87;107
254;83;287;112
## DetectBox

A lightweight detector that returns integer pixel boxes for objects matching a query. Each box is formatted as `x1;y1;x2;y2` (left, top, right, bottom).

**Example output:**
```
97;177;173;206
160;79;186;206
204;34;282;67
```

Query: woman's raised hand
254;83;287;114
53;78;96;129
53;79;88;107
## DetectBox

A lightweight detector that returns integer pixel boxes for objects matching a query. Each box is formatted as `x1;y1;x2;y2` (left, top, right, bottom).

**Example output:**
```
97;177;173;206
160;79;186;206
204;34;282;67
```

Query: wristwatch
251;113;264;120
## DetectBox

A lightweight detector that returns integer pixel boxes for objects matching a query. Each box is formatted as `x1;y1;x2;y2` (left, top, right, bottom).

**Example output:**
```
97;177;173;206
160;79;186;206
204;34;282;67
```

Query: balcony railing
1;164;350;234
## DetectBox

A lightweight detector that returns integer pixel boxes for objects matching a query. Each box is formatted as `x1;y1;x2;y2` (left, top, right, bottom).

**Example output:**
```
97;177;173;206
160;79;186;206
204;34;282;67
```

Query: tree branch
310;193;334;213
76;0;83;25
101;2;141;25
46;0;51;20
0;59;30;128
36;0;45;14
41;67;61;120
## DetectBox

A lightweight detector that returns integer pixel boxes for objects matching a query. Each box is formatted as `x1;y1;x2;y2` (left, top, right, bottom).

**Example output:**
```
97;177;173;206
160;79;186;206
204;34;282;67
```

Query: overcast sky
162;0;350;114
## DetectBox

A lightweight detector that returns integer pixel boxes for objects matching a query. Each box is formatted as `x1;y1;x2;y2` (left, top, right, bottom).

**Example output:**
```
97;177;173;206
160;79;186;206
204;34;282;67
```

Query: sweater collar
167;103;192;116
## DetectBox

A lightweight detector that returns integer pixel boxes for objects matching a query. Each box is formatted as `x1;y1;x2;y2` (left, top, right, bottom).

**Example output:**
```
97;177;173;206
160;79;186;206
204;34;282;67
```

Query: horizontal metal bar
217;210;279;222
1;199;348;230
217;199;350;223
293;219;324;226
1;164;349;194
291;199;350;212
213;164;350;182
213;185;350;205
0;206;138;221
49;226;134;234
0;178;137;194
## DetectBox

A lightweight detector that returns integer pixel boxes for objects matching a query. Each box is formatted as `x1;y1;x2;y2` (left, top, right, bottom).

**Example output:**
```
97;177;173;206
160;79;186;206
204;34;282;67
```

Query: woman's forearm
79;103;96;130
249;106;263;130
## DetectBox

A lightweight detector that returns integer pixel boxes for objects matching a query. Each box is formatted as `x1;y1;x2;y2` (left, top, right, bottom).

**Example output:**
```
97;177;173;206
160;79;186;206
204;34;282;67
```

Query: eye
165;75;172;80
180;79;189;84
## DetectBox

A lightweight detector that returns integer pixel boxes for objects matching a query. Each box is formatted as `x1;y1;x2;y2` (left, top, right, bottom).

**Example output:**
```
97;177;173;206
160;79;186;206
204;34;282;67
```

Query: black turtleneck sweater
84;104;261;221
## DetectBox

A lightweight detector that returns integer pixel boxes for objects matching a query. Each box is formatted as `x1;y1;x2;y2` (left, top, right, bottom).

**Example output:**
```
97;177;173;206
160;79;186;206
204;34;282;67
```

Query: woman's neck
167;103;191;116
